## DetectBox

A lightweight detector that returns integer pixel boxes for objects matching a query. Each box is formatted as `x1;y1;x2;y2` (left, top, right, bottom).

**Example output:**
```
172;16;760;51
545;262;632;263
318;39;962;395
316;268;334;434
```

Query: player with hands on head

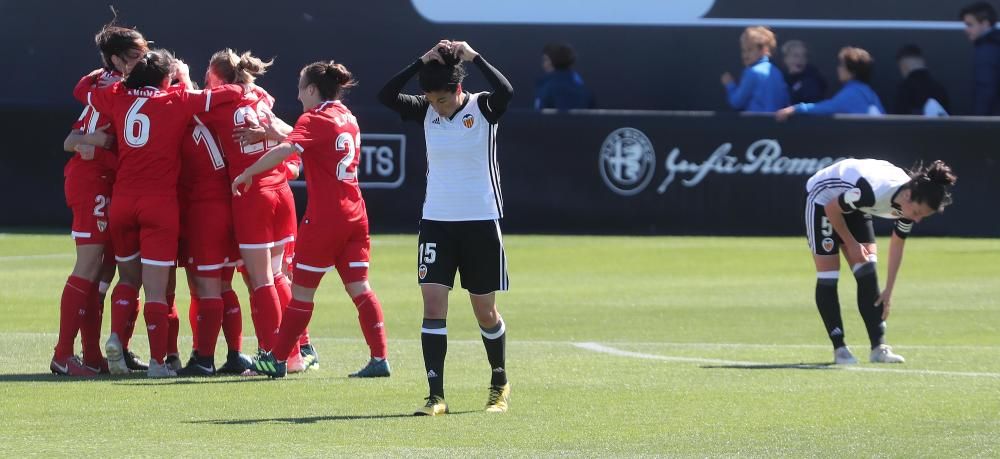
379;39;514;415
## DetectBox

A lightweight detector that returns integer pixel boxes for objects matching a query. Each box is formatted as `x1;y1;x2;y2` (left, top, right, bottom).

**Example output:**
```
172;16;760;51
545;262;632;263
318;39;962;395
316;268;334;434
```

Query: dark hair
300;61;356;100
124;49;175;89
418;47;466;93
960;2;998;26
906;160;957;211
838;47;874;83
895;44;923;61
94;22;149;72
543;43;576;70
210;49;273;84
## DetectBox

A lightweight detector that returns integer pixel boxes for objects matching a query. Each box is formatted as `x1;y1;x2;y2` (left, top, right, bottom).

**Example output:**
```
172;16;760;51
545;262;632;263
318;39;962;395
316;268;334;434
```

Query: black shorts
805;199;875;256
417;219;509;295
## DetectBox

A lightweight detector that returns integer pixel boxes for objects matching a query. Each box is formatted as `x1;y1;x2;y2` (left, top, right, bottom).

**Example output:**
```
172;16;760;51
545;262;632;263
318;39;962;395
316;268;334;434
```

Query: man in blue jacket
534;43;595;111
960;2;1000;115
776;47;885;121
720;26;790;113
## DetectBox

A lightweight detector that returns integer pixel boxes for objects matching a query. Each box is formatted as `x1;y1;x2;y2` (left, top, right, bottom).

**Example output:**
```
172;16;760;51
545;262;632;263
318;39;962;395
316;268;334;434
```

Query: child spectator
782;40;828;104
776;47;884;121
893;44;950;116
720;26;790;112
534;42;595;111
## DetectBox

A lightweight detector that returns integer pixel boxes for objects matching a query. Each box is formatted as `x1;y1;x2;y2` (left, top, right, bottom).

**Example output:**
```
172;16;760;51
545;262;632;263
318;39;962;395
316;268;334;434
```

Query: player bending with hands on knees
233;60;390;378
379;40;513;415
804;158;956;364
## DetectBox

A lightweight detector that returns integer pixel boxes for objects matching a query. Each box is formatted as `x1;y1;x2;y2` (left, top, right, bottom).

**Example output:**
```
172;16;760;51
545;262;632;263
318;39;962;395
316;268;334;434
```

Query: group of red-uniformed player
53;22;389;378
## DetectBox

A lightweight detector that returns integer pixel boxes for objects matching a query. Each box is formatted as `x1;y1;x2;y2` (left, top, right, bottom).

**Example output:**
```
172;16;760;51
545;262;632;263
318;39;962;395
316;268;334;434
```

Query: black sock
816;276;846;349
480;319;507;387
421;318;447;398
853;262;885;349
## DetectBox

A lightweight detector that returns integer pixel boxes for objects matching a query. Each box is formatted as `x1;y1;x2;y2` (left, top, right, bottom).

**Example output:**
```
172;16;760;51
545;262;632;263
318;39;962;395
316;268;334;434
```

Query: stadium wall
4;107;997;237
0;0;984;114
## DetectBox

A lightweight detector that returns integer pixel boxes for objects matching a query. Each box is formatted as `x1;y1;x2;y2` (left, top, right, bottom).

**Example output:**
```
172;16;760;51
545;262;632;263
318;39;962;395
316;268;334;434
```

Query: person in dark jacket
534;42;595;111
893;44;950;116
782;40;828;104
960;2;1000;115
776;47;884;121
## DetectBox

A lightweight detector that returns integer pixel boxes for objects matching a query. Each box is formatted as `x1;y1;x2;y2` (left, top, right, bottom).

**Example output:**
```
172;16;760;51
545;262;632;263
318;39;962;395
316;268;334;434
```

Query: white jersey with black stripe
421;92;502;221
806;158;910;219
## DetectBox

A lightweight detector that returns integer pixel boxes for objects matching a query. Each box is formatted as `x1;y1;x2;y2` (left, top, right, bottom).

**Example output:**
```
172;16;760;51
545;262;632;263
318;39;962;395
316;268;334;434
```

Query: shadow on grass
702;362;836;370
0;372;148;382
188;411;478;425
113;376;274;386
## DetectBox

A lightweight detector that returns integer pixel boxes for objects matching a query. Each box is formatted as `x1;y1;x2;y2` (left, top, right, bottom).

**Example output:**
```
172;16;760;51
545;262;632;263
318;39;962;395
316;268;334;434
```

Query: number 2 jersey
285;100;366;222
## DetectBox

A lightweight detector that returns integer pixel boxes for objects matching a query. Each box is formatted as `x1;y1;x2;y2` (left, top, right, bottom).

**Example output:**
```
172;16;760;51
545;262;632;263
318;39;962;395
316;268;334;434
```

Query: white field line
575;342;1000;379
2;332;999;351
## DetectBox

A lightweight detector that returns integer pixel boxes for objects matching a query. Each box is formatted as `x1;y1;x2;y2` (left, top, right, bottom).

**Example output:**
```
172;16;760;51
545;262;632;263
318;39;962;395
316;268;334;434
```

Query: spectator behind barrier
781;40;828;104
720;26;790;113
776;47;885;121
893;44;950;116
960;2;1000;115
533;42;595;111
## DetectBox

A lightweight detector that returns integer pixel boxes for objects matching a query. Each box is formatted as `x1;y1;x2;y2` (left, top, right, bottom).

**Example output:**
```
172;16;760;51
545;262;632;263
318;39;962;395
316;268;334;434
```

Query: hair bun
926;160;957;186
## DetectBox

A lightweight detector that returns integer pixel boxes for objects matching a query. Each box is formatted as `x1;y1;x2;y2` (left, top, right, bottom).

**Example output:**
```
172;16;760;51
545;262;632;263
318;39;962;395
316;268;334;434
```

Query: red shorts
292;215;370;288
65;174;113;246
231;184;296;249
179;198;240;277
109;194;179;266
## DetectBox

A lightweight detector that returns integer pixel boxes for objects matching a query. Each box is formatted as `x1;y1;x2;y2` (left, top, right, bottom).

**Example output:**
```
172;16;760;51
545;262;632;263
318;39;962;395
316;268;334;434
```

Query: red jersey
65;70;120;179
178;116;230;202
86;81;242;197
199;85;286;192
285;100;365;221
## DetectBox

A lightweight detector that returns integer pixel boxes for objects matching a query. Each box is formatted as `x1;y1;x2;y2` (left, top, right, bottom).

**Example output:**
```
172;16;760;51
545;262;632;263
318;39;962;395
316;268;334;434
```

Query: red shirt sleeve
284;113;321;154
86;83;117;115
182;84;243;115
72;69;104;104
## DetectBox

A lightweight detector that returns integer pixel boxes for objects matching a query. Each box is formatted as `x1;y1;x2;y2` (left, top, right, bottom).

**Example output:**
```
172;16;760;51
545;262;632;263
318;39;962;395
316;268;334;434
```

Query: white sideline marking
575;342;1000;379
0;253;73;261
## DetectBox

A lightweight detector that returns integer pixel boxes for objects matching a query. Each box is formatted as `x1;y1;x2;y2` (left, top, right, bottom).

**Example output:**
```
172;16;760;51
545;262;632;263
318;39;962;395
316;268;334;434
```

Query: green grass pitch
1;232;998;456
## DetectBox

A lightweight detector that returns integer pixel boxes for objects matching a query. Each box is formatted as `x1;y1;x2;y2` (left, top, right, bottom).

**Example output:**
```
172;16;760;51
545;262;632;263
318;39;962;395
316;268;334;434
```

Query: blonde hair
209;48;273;84
742;26;777;52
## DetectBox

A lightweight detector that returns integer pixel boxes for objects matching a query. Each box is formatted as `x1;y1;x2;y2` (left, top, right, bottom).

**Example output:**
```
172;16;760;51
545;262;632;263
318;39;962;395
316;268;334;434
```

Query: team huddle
54;21;512;415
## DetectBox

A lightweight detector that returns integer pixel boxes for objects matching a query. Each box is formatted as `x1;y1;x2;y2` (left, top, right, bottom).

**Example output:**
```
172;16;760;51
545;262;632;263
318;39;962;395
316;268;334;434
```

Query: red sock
166;294;179;355
251;285;281;351
274;273;292;309
353;291;388;359
55;276;91;359
110;283;138;345
299;329;311;347
143;302;170;364
189;293;200;351
123;295;141;349
80;282;104;364
195;297;224;358
274;298;314;361
221;290;243;352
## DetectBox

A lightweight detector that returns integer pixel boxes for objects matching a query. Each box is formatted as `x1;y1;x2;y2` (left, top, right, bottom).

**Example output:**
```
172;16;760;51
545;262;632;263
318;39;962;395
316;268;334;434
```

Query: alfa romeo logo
599;127;655;196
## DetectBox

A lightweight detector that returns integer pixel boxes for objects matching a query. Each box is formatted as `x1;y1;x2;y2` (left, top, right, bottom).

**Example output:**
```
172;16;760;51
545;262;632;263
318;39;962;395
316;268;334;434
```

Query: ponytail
210;49;273;84
301;60;357;100
906;160;957;211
